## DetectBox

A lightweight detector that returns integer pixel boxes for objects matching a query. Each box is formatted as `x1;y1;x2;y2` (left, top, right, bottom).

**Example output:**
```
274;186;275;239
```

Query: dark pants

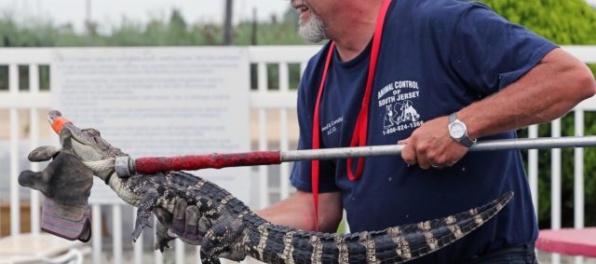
464;243;538;264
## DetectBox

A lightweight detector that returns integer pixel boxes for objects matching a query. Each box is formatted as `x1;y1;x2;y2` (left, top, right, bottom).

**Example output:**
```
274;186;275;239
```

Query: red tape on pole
134;151;283;174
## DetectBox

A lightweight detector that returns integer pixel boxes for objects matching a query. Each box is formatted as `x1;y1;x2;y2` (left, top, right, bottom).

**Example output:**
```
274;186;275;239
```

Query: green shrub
479;0;596;228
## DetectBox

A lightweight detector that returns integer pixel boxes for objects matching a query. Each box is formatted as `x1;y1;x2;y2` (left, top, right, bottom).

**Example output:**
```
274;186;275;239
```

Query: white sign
50;47;252;205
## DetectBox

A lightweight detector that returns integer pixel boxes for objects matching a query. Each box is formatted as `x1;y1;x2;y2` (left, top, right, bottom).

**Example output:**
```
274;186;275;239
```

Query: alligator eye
83;128;101;137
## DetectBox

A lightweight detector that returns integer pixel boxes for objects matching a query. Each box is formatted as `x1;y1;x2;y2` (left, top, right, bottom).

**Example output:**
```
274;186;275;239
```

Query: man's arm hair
257;190;343;233
460;48;596;139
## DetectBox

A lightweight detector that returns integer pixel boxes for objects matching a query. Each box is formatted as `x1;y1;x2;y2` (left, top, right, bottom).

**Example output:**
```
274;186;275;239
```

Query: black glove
19;145;93;242
153;198;247;262
153;198;203;249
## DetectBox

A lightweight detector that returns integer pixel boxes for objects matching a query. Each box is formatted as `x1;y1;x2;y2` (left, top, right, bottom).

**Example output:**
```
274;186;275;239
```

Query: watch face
449;122;466;138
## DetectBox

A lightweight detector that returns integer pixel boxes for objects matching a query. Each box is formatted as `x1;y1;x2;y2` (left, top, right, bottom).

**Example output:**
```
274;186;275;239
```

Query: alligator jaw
107;175;142;206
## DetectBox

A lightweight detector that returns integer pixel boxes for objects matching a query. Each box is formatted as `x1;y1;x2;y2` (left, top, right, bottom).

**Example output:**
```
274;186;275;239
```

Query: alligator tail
244;191;513;264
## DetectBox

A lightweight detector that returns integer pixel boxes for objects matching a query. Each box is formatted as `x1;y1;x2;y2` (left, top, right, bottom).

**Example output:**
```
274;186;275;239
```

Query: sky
0;0;594;32
0;0;292;31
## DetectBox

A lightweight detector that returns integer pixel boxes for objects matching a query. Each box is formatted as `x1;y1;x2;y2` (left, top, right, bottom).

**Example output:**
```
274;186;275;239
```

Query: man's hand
399;115;468;169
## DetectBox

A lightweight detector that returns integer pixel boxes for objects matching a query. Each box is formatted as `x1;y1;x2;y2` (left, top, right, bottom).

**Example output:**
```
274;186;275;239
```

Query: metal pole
251;8;257;45
281;136;596;161
223;0;233;45
86;0;91;24
116;135;596;176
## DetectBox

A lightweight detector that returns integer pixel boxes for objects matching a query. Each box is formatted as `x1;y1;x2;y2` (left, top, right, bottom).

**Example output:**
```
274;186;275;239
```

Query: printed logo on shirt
322;116;343;136
377;80;423;135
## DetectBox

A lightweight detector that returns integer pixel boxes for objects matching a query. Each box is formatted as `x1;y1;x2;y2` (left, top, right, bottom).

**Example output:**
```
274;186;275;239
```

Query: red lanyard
311;0;392;231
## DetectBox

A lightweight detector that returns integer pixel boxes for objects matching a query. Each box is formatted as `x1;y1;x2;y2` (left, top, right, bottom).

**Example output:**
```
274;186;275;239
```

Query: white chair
0;233;88;264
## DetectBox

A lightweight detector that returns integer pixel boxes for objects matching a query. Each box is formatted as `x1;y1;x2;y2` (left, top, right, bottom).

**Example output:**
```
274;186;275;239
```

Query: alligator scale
48;111;514;264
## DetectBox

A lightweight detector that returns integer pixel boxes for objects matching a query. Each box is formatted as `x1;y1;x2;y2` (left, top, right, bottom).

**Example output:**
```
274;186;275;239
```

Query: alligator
34;111;514;264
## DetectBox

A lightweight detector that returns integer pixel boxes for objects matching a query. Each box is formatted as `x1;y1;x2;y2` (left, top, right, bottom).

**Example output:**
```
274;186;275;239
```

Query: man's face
291;0;327;43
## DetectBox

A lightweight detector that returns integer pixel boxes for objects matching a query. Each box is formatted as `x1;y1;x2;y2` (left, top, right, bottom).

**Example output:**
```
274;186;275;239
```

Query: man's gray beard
299;13;327;43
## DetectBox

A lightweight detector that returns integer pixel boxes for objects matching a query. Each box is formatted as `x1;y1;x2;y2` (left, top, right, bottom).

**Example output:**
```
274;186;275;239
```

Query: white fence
0;45;595;264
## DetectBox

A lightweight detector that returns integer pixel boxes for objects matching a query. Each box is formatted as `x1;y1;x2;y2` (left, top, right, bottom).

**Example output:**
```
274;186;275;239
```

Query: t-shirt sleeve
449;3;558;94
290;52;340;193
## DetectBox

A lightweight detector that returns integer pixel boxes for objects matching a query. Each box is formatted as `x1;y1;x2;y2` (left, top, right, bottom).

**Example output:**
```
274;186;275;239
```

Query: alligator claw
154;220;176;252
200;254;222;264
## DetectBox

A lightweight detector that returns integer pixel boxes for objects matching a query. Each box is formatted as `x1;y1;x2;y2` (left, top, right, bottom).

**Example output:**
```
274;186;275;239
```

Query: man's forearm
460;48;596;139
256;191;343;233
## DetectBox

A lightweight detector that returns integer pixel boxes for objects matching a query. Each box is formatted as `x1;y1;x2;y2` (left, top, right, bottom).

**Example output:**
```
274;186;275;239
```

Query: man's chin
298;24;326;43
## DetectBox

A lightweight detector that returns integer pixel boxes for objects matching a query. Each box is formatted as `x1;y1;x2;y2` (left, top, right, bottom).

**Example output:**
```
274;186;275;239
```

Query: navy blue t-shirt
291;0;557;262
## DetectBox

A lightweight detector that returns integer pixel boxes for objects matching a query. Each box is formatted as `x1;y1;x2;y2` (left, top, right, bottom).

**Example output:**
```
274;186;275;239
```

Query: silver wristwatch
448;113;476;147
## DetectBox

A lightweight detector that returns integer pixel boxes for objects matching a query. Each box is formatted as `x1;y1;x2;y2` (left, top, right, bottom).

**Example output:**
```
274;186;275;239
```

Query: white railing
0;46;594;264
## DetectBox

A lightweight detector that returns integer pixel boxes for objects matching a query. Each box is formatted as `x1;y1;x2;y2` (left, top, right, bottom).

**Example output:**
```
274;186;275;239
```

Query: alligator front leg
132;189;160;241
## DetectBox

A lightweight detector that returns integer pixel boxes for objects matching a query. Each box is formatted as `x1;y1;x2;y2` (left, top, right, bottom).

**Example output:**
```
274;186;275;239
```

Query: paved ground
538;251;596;264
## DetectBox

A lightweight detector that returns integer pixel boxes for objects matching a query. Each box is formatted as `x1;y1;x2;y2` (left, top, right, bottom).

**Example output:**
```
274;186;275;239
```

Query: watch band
448;113;476;147
458;131;476;147
448;112;457;123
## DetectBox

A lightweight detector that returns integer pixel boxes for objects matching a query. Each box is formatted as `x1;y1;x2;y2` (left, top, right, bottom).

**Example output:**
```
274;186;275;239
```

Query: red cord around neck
311;0;393;231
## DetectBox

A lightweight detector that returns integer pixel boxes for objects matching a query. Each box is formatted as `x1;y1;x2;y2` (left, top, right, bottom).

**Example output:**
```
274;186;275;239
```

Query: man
160;0;595;263
241;0;595;262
